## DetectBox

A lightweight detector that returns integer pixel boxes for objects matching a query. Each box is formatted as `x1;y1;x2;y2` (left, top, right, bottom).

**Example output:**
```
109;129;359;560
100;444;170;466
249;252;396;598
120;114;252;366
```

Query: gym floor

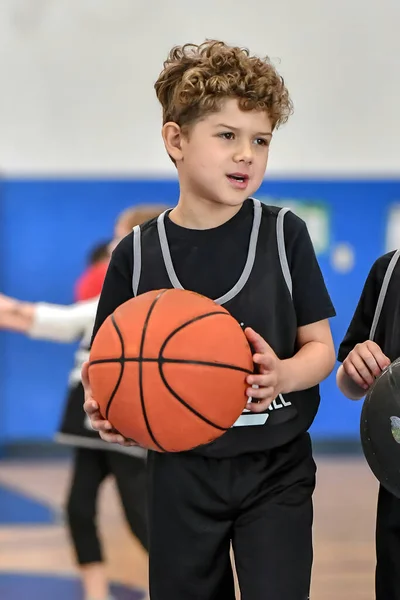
0;454;377;600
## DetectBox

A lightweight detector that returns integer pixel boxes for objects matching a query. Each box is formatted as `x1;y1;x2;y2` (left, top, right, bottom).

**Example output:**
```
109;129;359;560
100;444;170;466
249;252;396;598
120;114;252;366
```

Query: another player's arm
0;293;97;341
82;236;136;446
245;214;336;411
336;257;391;400
0;293;38;334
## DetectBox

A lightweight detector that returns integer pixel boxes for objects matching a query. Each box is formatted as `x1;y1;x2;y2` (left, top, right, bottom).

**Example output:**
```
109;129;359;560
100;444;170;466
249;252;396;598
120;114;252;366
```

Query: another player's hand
0;293;17;315
244;328;283;413
342;340;391;390
81;362;137;446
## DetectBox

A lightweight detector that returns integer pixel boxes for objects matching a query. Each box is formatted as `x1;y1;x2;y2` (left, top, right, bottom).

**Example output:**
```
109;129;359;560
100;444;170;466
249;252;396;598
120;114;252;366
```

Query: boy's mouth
227;173;249;189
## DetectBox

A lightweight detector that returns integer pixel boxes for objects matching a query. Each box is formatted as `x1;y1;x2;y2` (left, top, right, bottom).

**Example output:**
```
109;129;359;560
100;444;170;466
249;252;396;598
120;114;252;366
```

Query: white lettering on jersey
232;394;292;427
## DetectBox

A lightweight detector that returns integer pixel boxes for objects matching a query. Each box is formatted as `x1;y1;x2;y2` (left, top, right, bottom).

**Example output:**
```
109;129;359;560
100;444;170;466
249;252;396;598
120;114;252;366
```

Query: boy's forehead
206;99;272;131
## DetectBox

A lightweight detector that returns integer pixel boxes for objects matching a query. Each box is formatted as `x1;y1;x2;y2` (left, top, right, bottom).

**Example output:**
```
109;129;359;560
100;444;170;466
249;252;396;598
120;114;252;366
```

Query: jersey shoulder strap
132;224;142;296
370;249;400;340
133;205;293;298
276;207;293;297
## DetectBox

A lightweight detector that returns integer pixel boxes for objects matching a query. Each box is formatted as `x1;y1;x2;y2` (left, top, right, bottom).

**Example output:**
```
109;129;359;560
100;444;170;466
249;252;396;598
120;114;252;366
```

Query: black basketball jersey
115;198;335;457
338;250;400;363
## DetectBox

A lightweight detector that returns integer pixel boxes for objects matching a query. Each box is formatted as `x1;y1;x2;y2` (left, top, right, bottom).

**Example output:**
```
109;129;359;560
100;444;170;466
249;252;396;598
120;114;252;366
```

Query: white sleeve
28;298;99;343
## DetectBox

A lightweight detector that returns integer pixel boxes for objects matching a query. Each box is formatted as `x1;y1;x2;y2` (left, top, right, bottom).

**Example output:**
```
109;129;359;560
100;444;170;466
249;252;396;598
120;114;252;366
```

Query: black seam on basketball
138;290;168;451
103;314;125;420
156;311;249;431
157;360;229;432
89;356;252;374
158;311;230;359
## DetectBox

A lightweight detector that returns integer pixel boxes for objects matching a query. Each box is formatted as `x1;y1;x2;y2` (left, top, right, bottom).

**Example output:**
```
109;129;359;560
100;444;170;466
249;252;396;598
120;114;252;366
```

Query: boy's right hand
81;362;137;447
342;340;391;390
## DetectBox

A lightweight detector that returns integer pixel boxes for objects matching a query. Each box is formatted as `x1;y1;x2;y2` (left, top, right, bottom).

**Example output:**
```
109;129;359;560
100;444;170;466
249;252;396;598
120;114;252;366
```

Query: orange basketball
88;288;254;452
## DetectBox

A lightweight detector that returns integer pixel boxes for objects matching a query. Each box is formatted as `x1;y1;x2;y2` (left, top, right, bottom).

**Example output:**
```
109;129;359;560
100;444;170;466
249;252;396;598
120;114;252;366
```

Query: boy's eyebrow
216;123;273;137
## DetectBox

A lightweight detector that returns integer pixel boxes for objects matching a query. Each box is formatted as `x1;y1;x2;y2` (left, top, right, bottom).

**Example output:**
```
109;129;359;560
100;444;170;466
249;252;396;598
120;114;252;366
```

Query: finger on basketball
365;341;391;371
246;395;274;412
344;353;374;387
357;344;385;377
99;431;131;445
81;361;91;392
343;361;369;390
253;352;275;372
83;399;99;415
246;378;276;397
244;327;272;355
246;372;275;387
93;417;114;432
352;360;375;387
84;406;113;432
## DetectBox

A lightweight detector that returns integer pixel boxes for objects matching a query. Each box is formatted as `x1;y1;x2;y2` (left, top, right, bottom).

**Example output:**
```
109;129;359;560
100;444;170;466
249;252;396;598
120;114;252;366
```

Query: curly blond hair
154;40;293;131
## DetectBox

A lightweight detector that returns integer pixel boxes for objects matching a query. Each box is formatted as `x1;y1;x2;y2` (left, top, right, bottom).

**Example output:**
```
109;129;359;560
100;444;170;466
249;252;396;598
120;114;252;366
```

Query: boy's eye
219;132;235;140
254;138;269;147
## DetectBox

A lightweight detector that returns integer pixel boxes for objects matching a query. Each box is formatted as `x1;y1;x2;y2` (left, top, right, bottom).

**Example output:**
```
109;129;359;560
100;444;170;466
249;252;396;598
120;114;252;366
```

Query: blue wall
0;178;399;443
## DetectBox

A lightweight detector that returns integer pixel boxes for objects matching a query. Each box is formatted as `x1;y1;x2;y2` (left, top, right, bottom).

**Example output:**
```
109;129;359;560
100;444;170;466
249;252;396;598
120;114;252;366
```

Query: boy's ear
162;122;184;162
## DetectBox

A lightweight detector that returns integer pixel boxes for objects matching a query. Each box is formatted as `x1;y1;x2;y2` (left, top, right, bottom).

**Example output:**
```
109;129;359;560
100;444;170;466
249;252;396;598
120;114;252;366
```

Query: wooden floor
0;454;378;599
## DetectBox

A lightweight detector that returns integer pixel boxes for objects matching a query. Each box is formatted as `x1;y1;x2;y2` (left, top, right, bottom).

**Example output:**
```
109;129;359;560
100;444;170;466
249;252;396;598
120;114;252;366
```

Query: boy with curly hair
83;40;336;599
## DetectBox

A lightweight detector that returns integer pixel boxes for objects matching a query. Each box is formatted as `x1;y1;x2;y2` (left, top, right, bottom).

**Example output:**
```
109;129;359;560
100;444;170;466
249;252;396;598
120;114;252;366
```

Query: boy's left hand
244;327;283;413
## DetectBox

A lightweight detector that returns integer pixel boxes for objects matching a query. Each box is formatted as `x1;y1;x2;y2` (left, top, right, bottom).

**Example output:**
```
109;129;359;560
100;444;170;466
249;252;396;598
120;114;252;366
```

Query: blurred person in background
0;204;167;600
74;240;110;302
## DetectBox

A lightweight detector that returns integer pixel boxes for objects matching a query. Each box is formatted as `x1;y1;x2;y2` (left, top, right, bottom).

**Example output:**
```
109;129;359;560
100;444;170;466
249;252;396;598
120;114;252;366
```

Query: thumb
81;361;91;391
244;327;273;355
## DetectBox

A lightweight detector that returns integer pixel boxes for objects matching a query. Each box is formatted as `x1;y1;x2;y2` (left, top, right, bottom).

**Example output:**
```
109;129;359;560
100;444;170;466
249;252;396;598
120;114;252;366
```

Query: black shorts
147;433;316;600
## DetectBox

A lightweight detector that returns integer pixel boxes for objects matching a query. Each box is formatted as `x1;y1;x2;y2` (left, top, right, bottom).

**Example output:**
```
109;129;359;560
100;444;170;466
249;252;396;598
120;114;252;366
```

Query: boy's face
173;98;272;208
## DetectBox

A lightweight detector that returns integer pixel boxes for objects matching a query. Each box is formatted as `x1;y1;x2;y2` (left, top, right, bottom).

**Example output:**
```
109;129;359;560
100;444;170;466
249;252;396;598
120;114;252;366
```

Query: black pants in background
376;484;400;599
147;433;316;600
66;447;148;565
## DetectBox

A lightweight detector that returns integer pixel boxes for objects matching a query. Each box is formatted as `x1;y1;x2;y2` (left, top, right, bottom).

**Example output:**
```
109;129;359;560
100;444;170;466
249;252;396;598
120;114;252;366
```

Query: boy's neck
169;196;244;230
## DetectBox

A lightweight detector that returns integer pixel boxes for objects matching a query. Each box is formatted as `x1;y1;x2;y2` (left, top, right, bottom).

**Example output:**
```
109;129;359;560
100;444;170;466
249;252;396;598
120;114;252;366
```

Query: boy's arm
246;213;336;409
282;212;336;390
280;319;335;393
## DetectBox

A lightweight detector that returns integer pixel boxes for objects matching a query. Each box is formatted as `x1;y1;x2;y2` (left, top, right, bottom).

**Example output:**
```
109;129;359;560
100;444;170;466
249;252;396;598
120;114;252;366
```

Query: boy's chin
212;188;252;206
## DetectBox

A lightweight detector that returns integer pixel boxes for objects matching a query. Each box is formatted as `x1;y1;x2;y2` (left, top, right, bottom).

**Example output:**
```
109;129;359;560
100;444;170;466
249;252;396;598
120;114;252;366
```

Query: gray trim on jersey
156;198;262;305
276;207;292;297
156;210;184;291
132;224;142;296
370;249;400;341
132;200;292;307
